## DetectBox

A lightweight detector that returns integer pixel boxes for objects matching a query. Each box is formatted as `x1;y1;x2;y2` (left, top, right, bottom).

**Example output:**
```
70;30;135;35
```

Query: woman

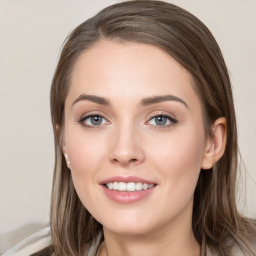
5;0;255;255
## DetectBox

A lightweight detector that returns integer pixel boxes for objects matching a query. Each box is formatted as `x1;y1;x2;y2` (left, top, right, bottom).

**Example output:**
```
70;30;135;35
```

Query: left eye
148;115;177;126
79;115;108;126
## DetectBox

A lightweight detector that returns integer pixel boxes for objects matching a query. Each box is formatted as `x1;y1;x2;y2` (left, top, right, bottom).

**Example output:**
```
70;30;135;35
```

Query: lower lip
101;185;156;204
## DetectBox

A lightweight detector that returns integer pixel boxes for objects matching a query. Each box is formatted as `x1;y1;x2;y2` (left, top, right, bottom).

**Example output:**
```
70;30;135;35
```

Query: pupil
91;116;102;125
156;116;167;125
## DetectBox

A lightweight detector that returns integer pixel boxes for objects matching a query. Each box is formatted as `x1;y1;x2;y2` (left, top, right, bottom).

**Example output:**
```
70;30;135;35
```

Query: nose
109;123;145;167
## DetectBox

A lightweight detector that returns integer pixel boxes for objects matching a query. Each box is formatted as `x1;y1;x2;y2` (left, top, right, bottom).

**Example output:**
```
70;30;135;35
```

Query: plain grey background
0;0;255;252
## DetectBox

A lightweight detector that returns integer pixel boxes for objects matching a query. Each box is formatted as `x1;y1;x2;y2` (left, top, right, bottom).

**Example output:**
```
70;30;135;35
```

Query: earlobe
63;146;71;169
201;117;227;170
64;153;71;168
56;125;70;169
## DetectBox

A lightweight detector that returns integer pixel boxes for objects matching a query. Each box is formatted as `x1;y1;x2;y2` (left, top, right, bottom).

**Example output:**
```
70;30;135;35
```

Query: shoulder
2;226;52;256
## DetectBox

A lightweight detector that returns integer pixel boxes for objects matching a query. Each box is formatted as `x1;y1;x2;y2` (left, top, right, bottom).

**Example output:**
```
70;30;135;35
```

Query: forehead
66;39;200;110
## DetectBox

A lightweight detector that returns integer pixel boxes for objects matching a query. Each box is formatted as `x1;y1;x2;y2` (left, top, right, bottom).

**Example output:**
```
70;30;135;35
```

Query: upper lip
100;176;156;185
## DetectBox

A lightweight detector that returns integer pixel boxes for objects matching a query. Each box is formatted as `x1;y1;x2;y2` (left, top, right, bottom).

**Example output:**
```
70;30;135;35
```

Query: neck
101;212;200;256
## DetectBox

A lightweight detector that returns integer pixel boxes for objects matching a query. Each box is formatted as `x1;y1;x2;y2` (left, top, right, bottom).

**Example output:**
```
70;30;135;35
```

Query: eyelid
147;111;177;120
81;111;108;118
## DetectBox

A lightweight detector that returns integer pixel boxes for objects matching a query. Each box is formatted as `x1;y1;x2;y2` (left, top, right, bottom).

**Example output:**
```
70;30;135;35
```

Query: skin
62;40;226;256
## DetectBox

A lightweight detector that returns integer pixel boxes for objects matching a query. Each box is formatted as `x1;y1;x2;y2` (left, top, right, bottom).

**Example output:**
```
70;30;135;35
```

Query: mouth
104;182;156;191
100;176;157;204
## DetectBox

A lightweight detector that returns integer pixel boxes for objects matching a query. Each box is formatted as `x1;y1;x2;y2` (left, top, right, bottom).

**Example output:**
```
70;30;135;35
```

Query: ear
201;117;227;170
62;145;71;169
56;124;71;169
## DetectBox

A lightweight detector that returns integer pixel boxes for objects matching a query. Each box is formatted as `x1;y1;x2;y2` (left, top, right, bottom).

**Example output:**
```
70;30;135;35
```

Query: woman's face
63;40;210;235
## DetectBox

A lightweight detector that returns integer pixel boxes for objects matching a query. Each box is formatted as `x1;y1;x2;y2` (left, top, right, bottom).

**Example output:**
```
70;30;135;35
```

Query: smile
105;182;155;191
100;176;157;204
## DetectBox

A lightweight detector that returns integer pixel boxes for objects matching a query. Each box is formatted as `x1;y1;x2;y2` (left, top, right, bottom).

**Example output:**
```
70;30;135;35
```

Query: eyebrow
72;94;111;106
72;94;189;108
140;95;189;108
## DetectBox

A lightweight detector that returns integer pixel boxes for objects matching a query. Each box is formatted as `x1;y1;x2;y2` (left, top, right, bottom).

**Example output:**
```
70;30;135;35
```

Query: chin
99;213;160;236
104;222;154;236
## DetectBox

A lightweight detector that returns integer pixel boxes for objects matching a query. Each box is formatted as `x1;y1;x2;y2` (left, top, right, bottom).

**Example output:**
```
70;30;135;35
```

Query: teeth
108;182;113;189
106;182;155;191
127;182;136;191
113;182;118;190
119;182;126;191
135;182;142;190
142;183;148;190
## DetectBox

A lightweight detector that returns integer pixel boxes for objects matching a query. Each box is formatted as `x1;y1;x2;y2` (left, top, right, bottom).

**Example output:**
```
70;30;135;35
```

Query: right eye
78;114;108;128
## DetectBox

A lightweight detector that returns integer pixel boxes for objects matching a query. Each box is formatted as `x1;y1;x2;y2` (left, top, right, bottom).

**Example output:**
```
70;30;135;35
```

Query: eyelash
77;113;178;130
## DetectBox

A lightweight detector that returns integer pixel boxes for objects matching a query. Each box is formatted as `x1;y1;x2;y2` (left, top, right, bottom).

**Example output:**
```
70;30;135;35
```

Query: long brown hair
49;1;256;255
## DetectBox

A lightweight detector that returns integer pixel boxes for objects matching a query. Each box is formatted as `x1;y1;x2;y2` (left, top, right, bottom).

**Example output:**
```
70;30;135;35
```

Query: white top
1;227;100;256
2;227;51;256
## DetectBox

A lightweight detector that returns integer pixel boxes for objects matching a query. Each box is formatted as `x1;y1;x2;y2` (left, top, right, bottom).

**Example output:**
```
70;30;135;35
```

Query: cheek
64;128;107;202
66;128;106;174
148;128;205;200
150;128;204;167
